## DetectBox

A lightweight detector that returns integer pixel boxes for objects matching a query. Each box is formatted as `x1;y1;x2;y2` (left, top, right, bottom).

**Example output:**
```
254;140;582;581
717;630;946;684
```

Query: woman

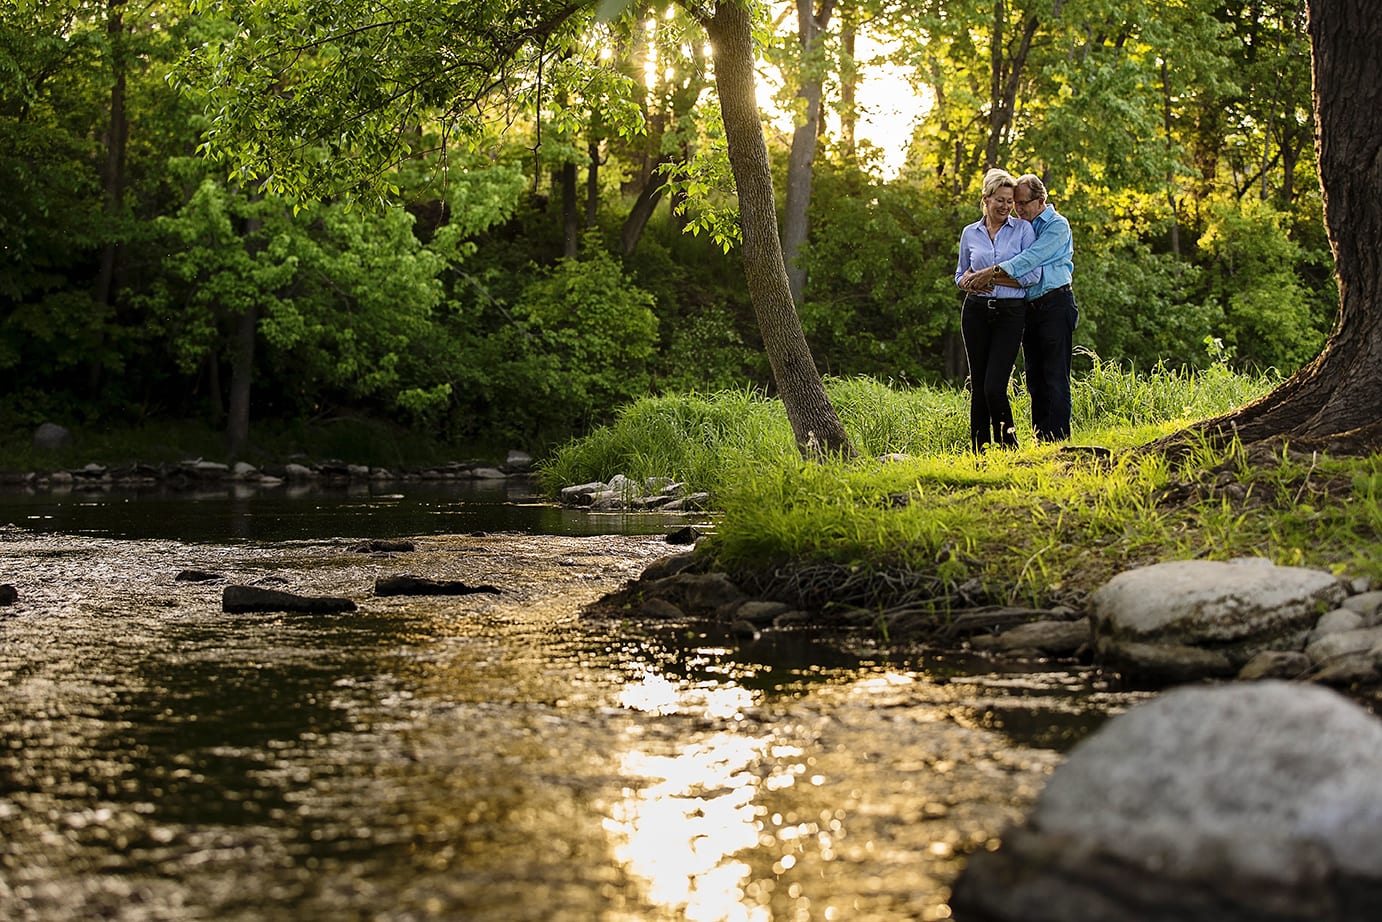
953;168;1041;452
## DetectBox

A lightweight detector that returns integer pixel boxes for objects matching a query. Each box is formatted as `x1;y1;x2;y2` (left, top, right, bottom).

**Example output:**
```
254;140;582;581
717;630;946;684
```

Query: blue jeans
961;296;1026;451
1024;286;1079;441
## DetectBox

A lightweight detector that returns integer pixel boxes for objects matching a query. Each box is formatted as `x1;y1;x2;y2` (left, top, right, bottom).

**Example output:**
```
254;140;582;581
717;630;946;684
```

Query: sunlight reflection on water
609;673;772;921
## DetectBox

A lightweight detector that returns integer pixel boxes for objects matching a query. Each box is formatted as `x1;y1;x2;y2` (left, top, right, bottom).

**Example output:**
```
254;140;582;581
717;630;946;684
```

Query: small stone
1237;650;1310;680
1309;607;1364;642
735;600;793;626
175;570;223;583
638;597;685;619
665;526;702;545
1342;590;1382;620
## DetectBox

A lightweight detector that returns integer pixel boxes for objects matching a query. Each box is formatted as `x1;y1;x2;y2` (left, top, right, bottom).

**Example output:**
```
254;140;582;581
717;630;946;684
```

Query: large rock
952;681;1382;921
33;422;72;451
1090;558;1348;683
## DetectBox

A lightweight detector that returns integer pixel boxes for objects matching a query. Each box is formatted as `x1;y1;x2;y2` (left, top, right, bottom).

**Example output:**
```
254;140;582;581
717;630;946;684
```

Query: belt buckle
985;297;998;312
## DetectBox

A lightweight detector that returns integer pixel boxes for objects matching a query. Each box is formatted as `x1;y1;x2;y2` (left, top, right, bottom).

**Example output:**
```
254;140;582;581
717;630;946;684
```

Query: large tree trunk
782;0;834;307
1184;0;1382;452
703;1;854;458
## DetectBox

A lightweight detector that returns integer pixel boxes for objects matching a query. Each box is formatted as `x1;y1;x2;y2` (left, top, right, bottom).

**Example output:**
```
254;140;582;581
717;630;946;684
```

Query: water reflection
608;741;767;920
0;479;706;543
0;528;1129;921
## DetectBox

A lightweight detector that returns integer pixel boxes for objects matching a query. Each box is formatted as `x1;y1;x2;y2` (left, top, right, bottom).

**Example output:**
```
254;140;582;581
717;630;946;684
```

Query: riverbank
0;452;537;492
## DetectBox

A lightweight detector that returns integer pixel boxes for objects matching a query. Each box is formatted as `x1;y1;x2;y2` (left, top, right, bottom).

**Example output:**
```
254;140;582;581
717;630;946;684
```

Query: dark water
0;478;695;543
0;488;1135;921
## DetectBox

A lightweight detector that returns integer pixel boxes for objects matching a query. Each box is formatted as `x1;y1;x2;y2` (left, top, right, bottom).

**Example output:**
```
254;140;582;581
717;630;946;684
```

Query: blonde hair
981;168;1017;203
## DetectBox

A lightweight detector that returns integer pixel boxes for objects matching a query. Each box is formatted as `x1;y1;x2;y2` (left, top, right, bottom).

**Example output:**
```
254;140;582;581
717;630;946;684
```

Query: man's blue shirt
999;204;1073;300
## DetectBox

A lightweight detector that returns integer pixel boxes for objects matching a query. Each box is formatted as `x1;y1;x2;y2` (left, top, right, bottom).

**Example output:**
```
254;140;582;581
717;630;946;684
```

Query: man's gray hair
1016;174;1048;201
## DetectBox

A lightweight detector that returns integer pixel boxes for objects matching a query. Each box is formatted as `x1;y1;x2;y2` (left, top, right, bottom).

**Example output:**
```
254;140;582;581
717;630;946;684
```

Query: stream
0;483;1141;920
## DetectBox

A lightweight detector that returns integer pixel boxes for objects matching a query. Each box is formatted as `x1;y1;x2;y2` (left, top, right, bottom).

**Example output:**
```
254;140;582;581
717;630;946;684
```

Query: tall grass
536;387;798;495
539;363;1278;495
1070;349;1276;431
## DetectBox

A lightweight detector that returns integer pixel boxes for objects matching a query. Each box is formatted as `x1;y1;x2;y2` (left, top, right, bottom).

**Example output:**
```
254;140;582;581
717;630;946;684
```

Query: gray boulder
33;422;71;451
1090;557;1348;683
952;681;1382;921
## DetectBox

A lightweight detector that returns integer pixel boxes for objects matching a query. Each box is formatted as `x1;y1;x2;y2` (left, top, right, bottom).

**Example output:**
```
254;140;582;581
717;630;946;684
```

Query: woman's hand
960;268;996;293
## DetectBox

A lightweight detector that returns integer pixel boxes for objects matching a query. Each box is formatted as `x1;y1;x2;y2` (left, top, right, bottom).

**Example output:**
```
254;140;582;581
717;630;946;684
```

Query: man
966;175;1078;442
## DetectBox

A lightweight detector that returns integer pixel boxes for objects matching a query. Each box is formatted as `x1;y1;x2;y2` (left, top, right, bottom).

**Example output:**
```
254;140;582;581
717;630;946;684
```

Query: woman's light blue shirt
954;216;1040;299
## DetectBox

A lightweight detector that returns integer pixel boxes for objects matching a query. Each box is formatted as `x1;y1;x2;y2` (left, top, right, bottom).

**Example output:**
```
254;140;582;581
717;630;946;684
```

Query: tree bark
1179;0;1382;453
90;0;129;391
225;301;258;458
838;9;858;152
586;137;600;227
782;0;834;307
226;208;262;458
621;154;673;256
702;1;854;458
561;159;579;257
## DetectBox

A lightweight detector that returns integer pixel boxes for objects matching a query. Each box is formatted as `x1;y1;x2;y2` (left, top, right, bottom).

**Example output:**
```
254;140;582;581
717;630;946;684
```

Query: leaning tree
1183;0;1382;454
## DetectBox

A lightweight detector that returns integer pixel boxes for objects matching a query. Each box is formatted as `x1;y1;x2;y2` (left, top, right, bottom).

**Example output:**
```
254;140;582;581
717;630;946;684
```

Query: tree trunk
621;154;673;255
782;0;834;307
703;1;854;458
586;138;600;227
983;6;1039;170
96;0;128;307
838;10;857;152
561;159;579;257
226;209;262;457
90;0;129;391
1183;0;1382;452
225;301;258;458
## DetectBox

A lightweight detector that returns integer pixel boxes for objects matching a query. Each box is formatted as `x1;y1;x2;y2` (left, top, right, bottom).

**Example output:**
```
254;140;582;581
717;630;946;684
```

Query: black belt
1030;284;1073;305
966;296;1025;310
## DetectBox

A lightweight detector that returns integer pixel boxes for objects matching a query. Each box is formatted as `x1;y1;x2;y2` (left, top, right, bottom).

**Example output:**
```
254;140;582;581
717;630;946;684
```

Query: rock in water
374;576;501;597
222;585;357;614
951;681;1382;921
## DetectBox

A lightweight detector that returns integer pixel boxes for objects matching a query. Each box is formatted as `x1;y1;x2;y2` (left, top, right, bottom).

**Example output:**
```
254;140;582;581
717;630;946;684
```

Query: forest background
0;0;1327;464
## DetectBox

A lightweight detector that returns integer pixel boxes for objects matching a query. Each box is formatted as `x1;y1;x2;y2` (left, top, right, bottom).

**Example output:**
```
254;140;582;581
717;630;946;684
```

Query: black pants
961;296;1026;451
1024;286;1079;441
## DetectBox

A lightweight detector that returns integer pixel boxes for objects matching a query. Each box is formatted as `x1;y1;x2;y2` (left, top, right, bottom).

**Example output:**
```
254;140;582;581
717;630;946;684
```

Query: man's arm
999;216;1070;279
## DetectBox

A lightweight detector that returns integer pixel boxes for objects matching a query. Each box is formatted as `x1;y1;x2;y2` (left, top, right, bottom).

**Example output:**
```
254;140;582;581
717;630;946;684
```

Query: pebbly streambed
0;522;1141;921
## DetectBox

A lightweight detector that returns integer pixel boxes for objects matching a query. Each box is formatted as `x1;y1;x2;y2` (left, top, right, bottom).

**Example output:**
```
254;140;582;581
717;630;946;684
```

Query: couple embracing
954;168;1078;453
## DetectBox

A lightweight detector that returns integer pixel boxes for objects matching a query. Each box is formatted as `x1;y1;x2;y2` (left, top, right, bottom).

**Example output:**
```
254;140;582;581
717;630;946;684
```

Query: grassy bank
540;365;1382;608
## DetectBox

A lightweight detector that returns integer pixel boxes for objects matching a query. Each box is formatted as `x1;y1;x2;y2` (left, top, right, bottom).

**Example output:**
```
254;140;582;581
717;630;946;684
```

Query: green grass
540;365;1382;611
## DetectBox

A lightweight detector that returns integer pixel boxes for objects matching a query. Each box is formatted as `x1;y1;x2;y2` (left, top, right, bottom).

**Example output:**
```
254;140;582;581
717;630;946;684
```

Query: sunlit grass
540;365;1382;609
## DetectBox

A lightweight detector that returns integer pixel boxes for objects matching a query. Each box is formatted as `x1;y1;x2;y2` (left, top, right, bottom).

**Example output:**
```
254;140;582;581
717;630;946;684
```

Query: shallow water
0;496;1139;921
0;477;691;542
